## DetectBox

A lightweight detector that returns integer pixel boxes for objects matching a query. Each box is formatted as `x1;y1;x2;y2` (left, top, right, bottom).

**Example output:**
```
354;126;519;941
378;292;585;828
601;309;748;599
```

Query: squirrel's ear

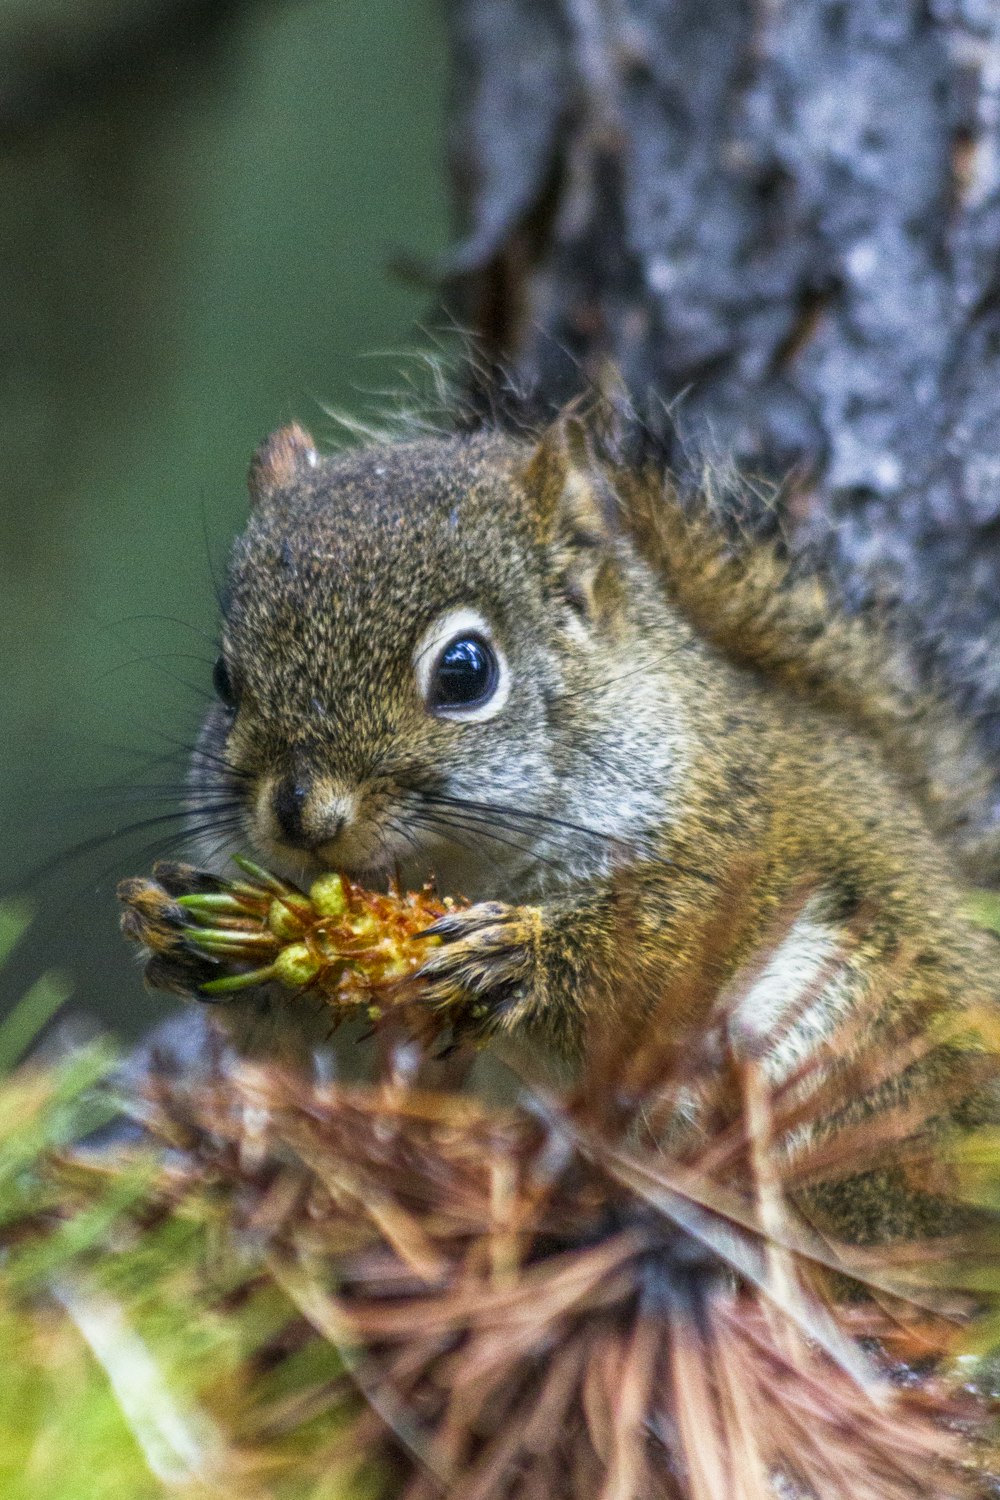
247;423;319;508
522;411;622;620
523;410;616;548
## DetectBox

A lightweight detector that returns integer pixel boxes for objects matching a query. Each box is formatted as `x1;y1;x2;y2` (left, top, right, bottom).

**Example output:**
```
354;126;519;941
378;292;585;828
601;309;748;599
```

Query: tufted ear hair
522;408;623;620
523;408;618;546
247;423;319;508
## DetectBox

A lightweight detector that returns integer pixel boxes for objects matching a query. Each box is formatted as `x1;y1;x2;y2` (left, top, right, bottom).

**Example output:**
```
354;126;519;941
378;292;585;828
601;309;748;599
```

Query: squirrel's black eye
212;655;238;711
429;634;500;712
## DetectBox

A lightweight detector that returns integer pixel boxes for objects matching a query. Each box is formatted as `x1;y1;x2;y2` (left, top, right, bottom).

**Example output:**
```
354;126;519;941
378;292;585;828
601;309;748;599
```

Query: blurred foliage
0;908;370;1498
0;1067;370;1500
0;0;448;1036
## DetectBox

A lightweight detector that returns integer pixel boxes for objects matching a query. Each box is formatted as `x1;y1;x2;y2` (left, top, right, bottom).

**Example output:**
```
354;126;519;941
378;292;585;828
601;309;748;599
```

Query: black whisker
98;650;215;677
53;781;237;811
413;804;546;855
402;788;715;887
66;755;251;800
413;791;624;849
186;822;245;873
554;636;699;703
94;729;253;786
384;816;426;864
405;810;489;861
93;656;215;703
5;806;247;900
408;808;563;871
121;813;246;872
106;612;220;645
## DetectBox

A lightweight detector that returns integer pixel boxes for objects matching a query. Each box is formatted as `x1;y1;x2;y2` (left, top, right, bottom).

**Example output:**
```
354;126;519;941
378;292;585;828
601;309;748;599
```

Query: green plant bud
348;912;379;940
176;893;246;915
268;898;306;940
309;872;347;917
200;963;279;996
273;943;320;989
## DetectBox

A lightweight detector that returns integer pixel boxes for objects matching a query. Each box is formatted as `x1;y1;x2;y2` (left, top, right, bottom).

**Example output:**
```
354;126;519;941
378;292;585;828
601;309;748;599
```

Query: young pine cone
118;856;476;1038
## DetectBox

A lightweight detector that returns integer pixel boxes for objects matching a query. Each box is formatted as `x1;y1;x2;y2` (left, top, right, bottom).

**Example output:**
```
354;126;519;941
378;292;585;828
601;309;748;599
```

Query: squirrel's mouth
246;838;407;894
248;821;511;908
202;779;519;903
242;814;437;894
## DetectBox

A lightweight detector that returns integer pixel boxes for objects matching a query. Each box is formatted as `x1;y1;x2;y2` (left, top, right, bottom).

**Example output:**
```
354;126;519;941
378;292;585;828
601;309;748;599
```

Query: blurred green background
0;0;448;1036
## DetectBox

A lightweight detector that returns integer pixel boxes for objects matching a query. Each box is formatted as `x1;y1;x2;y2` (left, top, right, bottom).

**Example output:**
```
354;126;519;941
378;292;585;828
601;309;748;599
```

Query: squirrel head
193;415;688;898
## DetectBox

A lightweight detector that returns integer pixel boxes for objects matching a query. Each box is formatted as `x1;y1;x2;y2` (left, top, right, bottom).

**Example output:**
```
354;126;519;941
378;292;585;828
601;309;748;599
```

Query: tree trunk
443;0;1000;835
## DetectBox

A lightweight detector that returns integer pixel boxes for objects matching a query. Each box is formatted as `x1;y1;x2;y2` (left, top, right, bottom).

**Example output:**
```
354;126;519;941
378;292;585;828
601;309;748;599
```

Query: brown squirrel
188;406;1000;1217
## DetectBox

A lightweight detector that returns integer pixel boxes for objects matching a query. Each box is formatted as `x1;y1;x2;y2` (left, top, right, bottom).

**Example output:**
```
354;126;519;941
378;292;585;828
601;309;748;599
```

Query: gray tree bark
443;0;1000;841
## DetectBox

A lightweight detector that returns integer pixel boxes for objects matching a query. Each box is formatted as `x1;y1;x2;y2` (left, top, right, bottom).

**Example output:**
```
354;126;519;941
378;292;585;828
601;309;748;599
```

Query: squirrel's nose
272;773;346;849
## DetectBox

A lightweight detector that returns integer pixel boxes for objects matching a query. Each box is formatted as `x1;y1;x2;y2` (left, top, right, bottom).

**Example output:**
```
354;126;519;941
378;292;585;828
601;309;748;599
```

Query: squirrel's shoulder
611;456;995;883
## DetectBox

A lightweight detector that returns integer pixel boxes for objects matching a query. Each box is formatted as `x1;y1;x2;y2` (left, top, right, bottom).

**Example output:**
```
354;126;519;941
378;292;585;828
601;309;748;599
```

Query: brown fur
191;409;1000;1239
623;466;997;883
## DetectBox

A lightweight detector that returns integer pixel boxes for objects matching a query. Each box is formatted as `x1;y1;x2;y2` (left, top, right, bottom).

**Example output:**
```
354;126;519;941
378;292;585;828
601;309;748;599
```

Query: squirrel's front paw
416;901;543;1031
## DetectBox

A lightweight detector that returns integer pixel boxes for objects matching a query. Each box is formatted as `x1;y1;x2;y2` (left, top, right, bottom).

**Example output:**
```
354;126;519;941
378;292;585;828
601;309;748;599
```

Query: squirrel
185;403;1000;1235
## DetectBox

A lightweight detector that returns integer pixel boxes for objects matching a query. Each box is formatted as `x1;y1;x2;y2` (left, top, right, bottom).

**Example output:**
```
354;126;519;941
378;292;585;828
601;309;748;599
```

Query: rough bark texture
443;0;1000;846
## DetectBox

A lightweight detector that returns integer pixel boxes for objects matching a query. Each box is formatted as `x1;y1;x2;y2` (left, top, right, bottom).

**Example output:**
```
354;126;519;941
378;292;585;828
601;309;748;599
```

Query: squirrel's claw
417;902;509;942
416;901;543;1027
